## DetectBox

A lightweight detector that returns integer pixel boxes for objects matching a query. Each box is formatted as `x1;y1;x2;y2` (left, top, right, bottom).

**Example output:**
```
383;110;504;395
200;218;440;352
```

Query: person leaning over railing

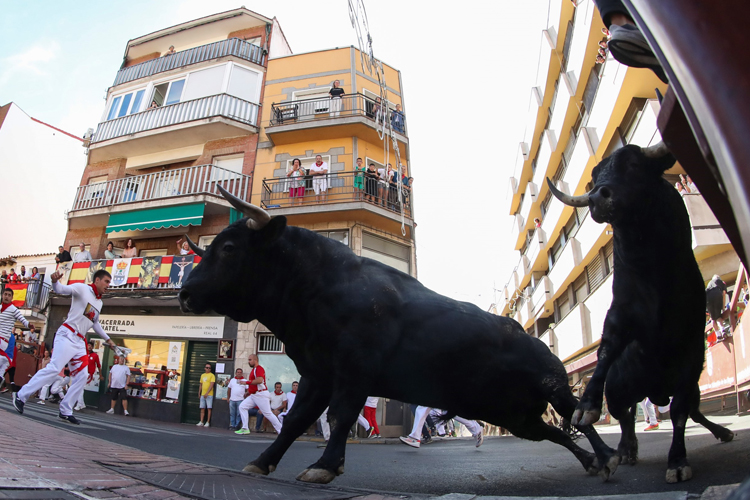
365;163;379;203
286;158;306;206
329;80;345;118
391;104;405;133
104;242;118;260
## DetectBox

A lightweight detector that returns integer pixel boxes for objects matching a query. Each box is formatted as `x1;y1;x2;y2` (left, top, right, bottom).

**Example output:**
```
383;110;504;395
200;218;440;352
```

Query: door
181;341;217;423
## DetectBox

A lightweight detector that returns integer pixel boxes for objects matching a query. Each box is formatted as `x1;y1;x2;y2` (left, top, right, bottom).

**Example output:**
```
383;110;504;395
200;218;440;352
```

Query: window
181;66;226;102
228;65;261;103
152;79;185;107
245;36;261;46
573;274;588;305
117;339;185;402
198;235;216;249
293;88;333;114
603;240;615;275
106;89;146;120
317;230;349;246
165;79;185;105
107;96;122;120
213;155;244;181
362;233;410;274
85;175;108;201
70;245;91;259
586;254;605;291
258;333;283;353
140;248;167;257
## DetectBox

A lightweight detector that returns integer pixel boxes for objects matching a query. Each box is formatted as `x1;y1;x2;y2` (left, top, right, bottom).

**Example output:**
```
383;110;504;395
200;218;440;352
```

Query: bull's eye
222;242;236;253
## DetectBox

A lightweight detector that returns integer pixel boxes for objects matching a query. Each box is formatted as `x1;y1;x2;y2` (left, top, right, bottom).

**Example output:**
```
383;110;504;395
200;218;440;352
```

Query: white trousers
640;398;658;425
329;98;342;118
76;371;96;409
409;406;481;440
0;356;8;380
39;384;50;400
319;407;330;441
313;177;327;195
357;412;370;430
239;391;282;433
18;329;87;416
50;377;66;395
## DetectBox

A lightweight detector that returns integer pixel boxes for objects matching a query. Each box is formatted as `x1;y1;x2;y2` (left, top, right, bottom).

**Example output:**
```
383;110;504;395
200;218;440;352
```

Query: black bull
179;187;619;484
547;143;734;484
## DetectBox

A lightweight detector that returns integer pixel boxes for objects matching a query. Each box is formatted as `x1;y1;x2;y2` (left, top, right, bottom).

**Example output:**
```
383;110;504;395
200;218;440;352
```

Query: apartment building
498;0;738;412
57;8;415;433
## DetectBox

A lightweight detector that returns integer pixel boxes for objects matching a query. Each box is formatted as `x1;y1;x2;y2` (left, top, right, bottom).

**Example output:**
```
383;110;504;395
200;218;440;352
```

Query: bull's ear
260;216;287;244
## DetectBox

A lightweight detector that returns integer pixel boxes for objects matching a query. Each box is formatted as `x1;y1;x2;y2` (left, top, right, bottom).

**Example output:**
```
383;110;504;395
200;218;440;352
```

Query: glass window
317;230;349;246
362;233;410;274
198;235;215;249
130;90;145;115
258;333;283;353
117;93;133;118
107;96;122;120
165;79;185;105
228;66;260;103
118;339;185;402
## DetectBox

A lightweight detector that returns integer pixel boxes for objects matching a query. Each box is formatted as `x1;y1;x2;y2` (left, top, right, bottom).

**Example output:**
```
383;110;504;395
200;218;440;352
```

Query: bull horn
641;140;670;158
546;178;590;207
217;185;271;231
185;234;204;257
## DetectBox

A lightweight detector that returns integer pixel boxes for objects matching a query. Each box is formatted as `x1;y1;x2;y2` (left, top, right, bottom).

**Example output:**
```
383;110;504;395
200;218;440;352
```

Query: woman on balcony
286;159;306;206
121;239;138;258
329;80;345;118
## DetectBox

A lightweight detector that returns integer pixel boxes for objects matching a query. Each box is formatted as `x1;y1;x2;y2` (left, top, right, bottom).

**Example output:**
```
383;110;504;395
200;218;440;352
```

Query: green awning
106;203;204;234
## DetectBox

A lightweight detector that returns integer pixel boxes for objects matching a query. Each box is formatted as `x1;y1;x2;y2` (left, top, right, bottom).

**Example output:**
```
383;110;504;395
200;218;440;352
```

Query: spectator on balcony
19;266;29;282
148;100;159;110
391;104;405;133
365;163;378;203
686;175;699;193
74;243;92;262
534;218;542;229
377;165;388;207
0;271;7;284
121;239;138;258
310;155;329;203
286;159;306;206
674;181;688;195
707;274;730;341
388;165;399;211
8;269;18;282
56;246;72;265
353;158;366;201
165;45;175;56
104;242;118;260
329;80;345;118
596;54;606;65
176;238;195;256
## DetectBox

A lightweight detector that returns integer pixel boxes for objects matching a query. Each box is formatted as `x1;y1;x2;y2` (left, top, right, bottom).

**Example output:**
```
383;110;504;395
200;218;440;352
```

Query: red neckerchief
315;161;322;167
0;303;11;313
291;390;297;394
235;376;244;380
89;283;102;299
274;389;283;395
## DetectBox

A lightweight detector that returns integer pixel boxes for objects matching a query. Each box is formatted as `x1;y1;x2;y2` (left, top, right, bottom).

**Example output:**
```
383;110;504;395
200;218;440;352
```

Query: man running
236;354;282;435
13;269;119;424
0;288;34;388
75;341;103;411
399;406;483;449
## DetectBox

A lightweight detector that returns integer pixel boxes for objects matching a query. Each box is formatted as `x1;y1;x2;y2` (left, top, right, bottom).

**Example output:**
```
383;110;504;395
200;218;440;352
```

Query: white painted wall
0;104;85;256
269;18;292;59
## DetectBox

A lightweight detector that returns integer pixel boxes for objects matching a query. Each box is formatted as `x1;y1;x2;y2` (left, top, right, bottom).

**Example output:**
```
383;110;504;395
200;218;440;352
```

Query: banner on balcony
138;256;162;289
85;260;112;285
111;259;132;287
67;261;92;284
6;283;27;308
167;255;194;289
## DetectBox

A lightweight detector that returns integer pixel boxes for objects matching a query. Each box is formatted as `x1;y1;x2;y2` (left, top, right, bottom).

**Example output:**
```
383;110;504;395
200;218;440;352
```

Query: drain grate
112;468;361;500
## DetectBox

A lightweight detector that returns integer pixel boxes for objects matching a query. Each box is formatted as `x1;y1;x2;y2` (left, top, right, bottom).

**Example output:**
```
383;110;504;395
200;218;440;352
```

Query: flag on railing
68;261;92;284
111;259;131;287
138;257;162;289
6;283;27;308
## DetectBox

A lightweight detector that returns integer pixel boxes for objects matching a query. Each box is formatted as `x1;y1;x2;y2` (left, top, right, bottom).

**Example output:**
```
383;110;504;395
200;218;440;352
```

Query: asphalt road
2;397;749;498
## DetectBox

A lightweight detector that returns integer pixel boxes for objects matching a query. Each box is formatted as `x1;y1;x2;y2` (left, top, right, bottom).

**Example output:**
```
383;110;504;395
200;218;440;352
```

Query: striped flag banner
6;283;28;308
68;261;92;284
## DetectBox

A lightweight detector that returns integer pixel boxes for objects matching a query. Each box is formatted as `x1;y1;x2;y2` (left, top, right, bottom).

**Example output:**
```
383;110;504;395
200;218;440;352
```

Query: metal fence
113;38;265;87
269;93;407;133
71;164;252;211
0;281;51;312
261;170;413;218
92;93;260;144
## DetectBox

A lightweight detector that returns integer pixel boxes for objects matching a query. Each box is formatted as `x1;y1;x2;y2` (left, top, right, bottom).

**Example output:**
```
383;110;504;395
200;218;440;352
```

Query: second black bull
178;186;619;484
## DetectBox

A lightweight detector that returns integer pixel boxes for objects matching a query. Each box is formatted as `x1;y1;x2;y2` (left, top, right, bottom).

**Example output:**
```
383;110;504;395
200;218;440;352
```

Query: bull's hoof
243;463;270;475
665;465;692;483
598;453;620;482
336;464;345;476
720;431;734;443
296;468;336;484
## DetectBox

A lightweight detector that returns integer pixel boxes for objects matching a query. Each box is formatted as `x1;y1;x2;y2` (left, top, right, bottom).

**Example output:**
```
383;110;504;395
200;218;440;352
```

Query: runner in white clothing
278;380;298;425
0;288;34;385
13;269;118;424
399;406;483;449
235;354;282;435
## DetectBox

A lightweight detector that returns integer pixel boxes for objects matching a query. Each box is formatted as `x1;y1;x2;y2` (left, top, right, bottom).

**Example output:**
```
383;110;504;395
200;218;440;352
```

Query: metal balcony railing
0;281;51;313
71;164;251;212
261;171;413;218
114;38;265;87
92;93;259;144
269;93;407;134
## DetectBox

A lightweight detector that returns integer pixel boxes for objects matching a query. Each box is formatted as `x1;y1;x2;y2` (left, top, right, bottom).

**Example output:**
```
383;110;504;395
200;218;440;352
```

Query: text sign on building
95;315;224;339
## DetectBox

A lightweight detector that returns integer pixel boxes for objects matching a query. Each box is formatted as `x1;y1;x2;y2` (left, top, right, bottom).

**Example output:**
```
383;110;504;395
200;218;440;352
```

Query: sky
0;0;550;309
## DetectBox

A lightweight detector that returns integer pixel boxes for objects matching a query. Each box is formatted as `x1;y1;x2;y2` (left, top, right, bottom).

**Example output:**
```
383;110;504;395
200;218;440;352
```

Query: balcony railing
92;93;259;144
71;164;251;212
260;171;413;218
114;38;265;87
268;93;407;134
0;281;52;313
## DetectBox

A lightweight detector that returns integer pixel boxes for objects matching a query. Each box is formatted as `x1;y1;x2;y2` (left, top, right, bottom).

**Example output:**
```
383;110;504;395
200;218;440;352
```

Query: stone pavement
0;408;746;500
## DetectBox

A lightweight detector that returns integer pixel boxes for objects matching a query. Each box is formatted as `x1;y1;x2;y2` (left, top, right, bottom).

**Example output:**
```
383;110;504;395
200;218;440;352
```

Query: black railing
260;171;413;218
0;281;52;313
269;93;407;134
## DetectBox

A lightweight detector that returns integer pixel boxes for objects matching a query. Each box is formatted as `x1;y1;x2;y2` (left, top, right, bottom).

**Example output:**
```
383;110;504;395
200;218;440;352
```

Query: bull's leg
665;390;692;483
243;377;330;476
574;316;630;426
688;384;734;442
296;388;366;484
614;405;639;465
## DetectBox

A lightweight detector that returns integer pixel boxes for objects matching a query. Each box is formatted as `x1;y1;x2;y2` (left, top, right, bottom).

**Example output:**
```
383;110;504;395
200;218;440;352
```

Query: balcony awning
106;203;204;234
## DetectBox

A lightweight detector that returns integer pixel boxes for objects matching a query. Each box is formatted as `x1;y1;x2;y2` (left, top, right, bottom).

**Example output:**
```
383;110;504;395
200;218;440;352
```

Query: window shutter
586;253;605;291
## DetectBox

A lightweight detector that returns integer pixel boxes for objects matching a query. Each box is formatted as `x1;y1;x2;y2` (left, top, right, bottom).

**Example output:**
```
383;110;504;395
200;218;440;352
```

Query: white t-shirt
109;364;131;389
377;168;387;184
51;282;109;341
228;377;247;402
286;392;297;412
309;162;328;178
270;391;287;410
365;396;379;408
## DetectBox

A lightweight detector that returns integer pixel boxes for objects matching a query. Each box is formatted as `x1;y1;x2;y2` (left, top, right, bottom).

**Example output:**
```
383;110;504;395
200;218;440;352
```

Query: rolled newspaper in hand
114;346;132;357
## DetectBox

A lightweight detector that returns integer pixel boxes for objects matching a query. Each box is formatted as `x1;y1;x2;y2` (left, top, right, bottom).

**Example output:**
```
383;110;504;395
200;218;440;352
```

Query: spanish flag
128;258;143;284
6;283;27;308
159;256;173;283
68;261;92;284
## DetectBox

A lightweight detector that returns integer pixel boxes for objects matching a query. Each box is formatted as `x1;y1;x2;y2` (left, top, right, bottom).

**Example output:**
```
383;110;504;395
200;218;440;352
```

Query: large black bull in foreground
179;186;619;485
547;142;734;484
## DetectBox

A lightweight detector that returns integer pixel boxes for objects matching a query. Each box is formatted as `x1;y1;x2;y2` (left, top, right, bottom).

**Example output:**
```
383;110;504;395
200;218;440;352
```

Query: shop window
118;338;185;402
258;333;283;353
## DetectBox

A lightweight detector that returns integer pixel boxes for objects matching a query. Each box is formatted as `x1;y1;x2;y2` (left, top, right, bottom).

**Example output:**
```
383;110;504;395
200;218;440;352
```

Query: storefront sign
96;315;224;339
167;342;182;369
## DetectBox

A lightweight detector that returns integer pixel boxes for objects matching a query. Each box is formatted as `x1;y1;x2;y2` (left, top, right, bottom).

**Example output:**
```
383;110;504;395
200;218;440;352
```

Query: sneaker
644;424;659;431
74;405;83;411
399;436;420;448
235;428;251;435
204;422;210;428
106;408;115;414
37;400;45;405
124;410;130;416
12;393;24;414
607;24;668;83
422;435;433;445
366;427;375;438
59;413;81;425
196;422;204;427
0;387;8;393
475;431;484;448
